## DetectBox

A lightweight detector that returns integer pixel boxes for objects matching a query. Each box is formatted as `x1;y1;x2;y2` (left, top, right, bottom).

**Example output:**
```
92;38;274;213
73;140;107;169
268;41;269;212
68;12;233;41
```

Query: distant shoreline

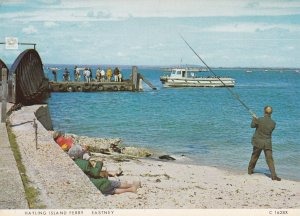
42;64;300;71
4;62;300;70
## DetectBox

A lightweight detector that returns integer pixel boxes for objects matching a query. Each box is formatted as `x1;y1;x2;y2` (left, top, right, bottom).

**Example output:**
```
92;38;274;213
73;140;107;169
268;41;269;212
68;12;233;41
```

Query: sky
0;0;300;67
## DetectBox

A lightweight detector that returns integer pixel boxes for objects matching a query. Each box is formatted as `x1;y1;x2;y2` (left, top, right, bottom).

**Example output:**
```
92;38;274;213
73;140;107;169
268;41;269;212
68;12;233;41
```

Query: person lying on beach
74;158;141;195
52;131;122;177
67;142;123;177
52;132;138;195
53;131;73;151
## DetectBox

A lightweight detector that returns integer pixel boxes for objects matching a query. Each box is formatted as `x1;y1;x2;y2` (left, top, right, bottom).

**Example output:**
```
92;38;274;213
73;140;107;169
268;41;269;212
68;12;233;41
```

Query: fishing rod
180;35;257;118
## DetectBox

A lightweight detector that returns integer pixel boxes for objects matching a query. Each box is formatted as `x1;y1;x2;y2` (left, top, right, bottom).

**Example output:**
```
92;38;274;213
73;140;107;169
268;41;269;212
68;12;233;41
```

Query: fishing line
180;35;257;118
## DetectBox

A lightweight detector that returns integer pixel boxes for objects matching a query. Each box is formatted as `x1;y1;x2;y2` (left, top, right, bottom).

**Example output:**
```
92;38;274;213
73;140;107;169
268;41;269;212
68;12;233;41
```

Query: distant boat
161;67;207;72
295;70;300;73
246;70;252;73
264;69;269;72
160;68;235;88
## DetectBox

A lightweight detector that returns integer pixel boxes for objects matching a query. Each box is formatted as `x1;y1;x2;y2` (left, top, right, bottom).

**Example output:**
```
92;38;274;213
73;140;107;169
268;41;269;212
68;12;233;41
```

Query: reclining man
53;131;141;195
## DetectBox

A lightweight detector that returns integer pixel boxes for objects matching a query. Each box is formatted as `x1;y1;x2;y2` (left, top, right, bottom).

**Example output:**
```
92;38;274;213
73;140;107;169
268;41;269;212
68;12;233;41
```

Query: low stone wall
9;105;111;208
34;105;53;130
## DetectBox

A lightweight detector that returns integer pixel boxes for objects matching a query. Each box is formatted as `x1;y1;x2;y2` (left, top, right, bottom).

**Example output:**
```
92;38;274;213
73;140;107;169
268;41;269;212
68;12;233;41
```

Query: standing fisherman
63;68;70;81
48;67;60;82
114;67;120;82
83;67;91;83
74;66;81;82
100;68;105;82
52;69;57;82
179;36;282;181
248;106;281;181
107;67;112;81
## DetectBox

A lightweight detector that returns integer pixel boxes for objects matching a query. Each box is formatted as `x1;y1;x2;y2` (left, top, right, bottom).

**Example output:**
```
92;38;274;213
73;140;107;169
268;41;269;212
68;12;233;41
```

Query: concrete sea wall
9;104;111;208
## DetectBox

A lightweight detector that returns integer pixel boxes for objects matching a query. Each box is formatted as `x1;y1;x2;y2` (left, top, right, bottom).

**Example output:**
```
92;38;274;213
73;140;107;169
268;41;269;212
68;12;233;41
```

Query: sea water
47;66;300;181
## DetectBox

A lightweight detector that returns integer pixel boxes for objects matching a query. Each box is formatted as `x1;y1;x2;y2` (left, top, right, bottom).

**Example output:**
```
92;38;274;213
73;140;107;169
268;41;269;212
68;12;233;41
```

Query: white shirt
84;69;90;77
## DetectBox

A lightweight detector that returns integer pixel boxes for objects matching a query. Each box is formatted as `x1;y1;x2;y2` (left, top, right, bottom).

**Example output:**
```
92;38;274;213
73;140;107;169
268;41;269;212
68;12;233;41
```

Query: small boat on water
160;68;235;88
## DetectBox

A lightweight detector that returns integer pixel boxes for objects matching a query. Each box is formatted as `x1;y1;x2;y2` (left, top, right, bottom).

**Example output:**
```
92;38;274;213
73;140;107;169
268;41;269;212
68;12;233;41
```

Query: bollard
1;68;8;123
131;66;138;91
138;74;143;91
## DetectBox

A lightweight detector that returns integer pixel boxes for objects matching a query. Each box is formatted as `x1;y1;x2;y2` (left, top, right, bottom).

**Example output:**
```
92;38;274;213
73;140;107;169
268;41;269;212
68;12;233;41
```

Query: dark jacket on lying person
74;159;111;193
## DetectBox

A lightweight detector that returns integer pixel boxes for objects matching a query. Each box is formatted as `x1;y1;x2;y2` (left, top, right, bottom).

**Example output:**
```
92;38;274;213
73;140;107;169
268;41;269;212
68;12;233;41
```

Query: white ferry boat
160;68;235;88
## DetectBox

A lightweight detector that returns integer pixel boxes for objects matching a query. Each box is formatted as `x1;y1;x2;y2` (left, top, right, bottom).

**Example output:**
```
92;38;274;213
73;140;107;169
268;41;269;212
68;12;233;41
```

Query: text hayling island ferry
160;68;235;88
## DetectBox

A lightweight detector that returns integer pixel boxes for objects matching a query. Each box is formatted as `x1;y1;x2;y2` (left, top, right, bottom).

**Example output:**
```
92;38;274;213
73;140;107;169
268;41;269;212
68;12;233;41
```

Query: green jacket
251;115;276;150
74;159;111;192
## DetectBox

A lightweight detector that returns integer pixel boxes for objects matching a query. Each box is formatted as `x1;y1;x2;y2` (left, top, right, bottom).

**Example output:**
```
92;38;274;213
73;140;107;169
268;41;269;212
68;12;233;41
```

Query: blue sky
0;0;300;67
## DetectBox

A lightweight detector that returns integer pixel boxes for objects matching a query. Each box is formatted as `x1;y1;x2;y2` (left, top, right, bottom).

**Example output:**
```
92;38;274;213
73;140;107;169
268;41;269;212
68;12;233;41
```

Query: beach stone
159;155;176;160
122;146;152;157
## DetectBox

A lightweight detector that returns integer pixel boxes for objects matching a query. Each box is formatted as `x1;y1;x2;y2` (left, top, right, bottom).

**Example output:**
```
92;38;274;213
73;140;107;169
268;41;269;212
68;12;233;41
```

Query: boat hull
160;76;235;88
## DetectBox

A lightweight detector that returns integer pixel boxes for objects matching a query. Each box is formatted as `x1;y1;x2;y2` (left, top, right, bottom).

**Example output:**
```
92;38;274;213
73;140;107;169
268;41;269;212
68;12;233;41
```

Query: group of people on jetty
52;131;141;195
50;66;123;83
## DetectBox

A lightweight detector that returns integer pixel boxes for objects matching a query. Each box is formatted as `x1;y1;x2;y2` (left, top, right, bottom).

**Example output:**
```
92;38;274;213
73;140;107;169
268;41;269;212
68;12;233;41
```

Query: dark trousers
248;146;277;178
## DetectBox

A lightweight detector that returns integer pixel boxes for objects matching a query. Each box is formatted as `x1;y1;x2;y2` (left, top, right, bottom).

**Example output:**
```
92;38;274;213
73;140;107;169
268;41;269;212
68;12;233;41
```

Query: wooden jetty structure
1;45;156;109
50;80;134;92
49;66;156;92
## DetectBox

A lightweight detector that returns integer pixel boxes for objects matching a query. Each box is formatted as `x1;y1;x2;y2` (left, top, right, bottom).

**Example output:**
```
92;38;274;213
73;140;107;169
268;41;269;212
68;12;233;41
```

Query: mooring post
136;73;140;91
1;68;8;123
132;66;138;91
138;73;143;91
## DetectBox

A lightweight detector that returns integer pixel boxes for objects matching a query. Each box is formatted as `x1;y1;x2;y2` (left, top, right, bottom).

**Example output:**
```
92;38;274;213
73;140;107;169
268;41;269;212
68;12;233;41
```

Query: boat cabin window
170;69;189;78
187;72;195;78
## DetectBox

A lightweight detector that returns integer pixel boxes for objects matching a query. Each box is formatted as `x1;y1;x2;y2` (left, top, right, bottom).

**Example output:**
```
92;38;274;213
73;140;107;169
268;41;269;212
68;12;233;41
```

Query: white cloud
0;0;25;4
148;43;165;49
285;46;295;50
117;51;126;57
44;21;58;28
0;9;122;22
72;38;82;42
56;0;300;18
201;23;300;33
37;0;61;5
1;0;300;22
130;46;142;50
22;25;38;34
1;0;300;67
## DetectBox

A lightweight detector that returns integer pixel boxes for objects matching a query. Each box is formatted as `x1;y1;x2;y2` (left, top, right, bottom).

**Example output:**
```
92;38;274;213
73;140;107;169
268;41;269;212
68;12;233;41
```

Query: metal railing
0;42;36;49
